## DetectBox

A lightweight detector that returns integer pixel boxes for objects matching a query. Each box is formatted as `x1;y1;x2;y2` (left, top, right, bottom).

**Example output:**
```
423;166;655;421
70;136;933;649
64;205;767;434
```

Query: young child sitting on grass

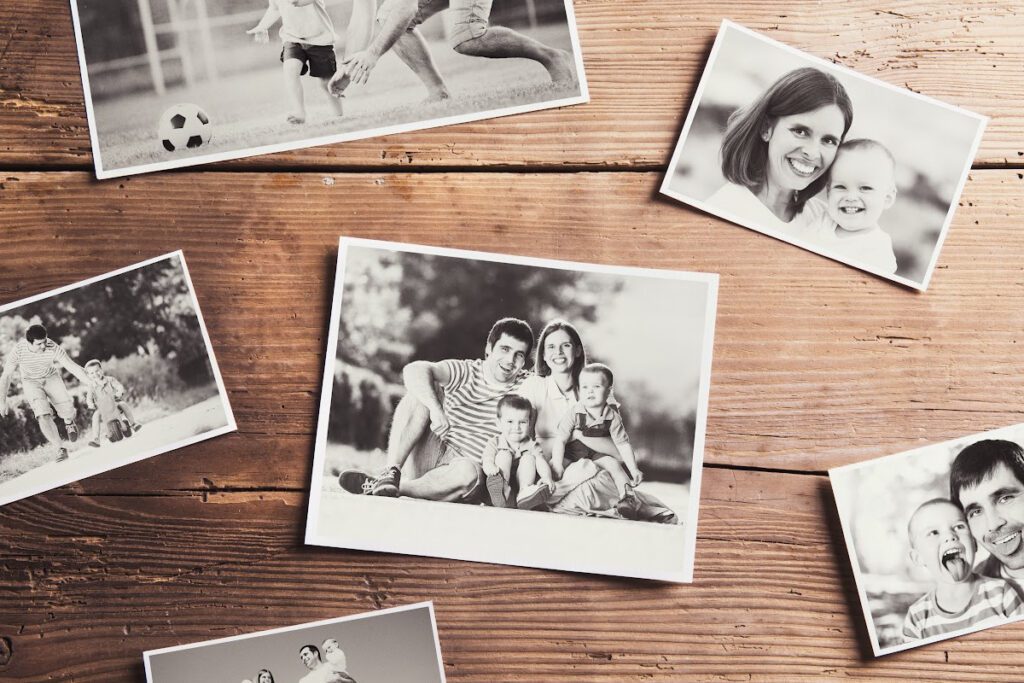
550;363;642;501
902;498;1023;642
481;394;554;510
84;359;141;448
247;0;344;125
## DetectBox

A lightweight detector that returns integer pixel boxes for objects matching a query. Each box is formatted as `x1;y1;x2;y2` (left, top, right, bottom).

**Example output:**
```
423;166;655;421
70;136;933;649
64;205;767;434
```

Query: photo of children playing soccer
70;0;587;178
830;423;1024;656
306;238;717;582
145;603;442;683
661;21;986;290
0;252;235;507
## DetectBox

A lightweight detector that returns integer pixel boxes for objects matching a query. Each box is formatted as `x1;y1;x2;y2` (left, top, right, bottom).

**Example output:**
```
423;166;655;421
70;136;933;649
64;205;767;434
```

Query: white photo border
67;0;590;180
143;601;445;682
0;250;237;506
305;237;718;583
829;422;1024;657
659;19;988;291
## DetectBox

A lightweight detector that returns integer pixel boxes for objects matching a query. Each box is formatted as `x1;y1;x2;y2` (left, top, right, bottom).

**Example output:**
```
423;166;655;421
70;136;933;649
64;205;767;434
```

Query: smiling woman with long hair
706;67;854;234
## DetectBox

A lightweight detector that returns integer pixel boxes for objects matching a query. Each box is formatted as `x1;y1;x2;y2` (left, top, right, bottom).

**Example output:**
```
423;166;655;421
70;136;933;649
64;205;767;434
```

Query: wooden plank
0;0;1021;169
0;468;1022;682
1;170;1022;485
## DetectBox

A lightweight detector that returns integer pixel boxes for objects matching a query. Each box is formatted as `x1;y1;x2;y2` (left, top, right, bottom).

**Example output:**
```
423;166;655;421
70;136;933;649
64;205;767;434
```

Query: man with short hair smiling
950;439;1024;590
298;644;348;683
340;317;534;503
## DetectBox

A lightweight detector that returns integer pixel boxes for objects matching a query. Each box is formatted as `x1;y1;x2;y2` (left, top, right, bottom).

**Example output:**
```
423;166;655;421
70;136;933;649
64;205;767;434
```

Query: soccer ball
158;103;212;152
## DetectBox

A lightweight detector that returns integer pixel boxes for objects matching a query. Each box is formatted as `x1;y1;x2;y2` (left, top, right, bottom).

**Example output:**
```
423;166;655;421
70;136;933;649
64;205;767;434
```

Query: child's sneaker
55;447;69;462
368;466;401;497
88;440;101;448
516;482;550;510
132;423;142;432
64;420;79;442
338;470;372;495
485;473;509;508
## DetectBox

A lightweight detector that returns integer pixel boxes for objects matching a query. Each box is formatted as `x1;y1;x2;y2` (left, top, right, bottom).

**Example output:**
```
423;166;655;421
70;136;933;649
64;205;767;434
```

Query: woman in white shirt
705;67;854;240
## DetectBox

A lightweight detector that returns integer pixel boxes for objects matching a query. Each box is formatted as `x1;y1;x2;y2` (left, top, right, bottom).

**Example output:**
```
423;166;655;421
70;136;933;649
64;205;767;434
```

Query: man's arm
402;360;452;433
0;359;15;416
57;354;95;388
342;0;417;84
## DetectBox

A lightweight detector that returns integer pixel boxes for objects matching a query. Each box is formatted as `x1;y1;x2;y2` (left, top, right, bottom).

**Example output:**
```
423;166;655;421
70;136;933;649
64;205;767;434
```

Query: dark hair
486;317;534;358
720;67;854;212
950;439;1024;508
25;324;47;342
580;362;613;387
299;644;320;658
497;394;533;416
535;319;586;387
256;669;275;683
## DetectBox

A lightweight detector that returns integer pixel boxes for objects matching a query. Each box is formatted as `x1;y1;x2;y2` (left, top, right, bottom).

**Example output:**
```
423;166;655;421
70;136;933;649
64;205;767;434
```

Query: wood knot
0;636;12;666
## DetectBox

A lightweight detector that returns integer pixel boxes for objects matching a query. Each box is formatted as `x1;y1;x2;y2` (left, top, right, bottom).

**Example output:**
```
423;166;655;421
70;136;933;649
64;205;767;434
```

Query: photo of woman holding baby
662;21;986;290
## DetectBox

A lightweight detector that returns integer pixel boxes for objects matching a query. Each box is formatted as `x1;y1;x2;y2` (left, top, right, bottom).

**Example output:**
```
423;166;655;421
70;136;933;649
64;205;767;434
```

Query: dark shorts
280;42;336;78
564;439;604;463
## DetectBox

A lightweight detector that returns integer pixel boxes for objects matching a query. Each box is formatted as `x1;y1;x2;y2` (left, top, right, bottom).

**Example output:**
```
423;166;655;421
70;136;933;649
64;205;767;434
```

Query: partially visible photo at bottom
144;602;445;683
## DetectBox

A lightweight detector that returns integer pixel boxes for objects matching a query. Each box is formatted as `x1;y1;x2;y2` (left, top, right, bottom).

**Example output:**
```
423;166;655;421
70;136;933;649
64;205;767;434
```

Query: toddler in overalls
550;363;642;500
84;360;141;447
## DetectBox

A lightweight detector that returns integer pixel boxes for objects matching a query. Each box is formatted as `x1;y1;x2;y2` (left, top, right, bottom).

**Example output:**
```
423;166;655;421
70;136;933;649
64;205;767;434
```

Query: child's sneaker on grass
485;473;508;508
516;482;550;510
55;447;69;462
88;440;101;448
64;420;79;442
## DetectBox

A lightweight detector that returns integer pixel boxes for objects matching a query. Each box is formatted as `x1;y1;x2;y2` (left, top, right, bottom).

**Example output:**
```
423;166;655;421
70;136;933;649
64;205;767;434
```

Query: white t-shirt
272;0;335;45
299;665;345;683
703;182;824;242
804;210;898;274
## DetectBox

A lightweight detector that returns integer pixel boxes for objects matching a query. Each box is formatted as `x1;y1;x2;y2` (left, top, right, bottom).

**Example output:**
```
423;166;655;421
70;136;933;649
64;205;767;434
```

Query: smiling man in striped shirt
0;324;95;462
339;317;534;503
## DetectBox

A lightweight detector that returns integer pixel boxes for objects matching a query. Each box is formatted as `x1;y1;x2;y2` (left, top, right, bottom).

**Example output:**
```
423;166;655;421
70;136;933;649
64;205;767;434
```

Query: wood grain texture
2;468;1024;682
1;0;1022;170
1;170;1023;486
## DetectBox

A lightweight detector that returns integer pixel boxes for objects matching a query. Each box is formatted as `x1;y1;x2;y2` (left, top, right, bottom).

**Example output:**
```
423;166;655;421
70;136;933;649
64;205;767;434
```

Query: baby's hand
246;27;269;44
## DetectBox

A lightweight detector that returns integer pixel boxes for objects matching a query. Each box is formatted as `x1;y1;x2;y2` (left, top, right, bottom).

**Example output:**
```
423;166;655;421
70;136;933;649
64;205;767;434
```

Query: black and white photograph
660;20;987;290
0;252;235;506
830;424;1024;656
305;238;717;582
69;0;587;179
144;602;445;683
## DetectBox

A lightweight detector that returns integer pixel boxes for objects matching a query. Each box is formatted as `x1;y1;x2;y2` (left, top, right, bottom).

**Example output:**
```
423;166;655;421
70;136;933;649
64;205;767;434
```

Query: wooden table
2;1;1024;680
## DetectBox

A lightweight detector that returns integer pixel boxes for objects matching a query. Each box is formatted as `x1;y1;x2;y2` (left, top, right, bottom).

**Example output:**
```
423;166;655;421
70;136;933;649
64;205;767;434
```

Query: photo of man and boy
832;426;1024;655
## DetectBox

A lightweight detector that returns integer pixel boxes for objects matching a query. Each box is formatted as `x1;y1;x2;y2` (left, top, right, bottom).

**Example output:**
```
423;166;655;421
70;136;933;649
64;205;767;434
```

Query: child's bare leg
595;455;631;498
90;411;102;443
318;77;344;116
515;453;538;491
532;454;554;487
485;449;514;508
495;450;513;485
282;59;306;123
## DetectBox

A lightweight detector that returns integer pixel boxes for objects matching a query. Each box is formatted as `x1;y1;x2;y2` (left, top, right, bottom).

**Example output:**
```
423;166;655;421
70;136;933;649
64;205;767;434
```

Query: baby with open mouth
808;139;899;275
902;498;1023;643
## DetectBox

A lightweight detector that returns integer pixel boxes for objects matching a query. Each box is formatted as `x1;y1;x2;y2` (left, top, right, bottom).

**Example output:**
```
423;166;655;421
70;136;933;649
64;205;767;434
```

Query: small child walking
84;360;141;448
247;0;344;124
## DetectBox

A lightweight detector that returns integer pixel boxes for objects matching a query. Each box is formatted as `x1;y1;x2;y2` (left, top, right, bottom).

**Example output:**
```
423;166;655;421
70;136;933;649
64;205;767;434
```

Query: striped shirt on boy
902;574;1024;642
3;339;68;381
435;359;527;462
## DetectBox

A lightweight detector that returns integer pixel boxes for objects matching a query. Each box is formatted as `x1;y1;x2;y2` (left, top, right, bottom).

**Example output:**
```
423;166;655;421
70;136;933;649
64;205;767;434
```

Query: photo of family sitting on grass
831;424;1024;656
661;21;986;290
0;252;235;507
306;238;717;582
145;603;443;683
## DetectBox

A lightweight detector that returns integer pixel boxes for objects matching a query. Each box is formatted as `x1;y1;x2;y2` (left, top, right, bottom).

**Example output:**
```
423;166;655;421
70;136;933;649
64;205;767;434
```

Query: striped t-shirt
902;574;1024;642
435;359;527;461
3;339;68;381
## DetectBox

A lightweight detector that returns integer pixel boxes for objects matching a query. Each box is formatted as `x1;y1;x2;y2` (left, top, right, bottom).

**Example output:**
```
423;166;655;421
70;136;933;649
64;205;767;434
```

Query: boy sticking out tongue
902;498;1024;642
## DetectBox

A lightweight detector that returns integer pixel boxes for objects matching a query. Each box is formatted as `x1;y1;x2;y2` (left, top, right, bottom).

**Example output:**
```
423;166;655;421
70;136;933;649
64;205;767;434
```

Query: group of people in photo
240;639;356;683
900;439;1024;642
1;324;140;463
246;0;576;125
338;317;677;521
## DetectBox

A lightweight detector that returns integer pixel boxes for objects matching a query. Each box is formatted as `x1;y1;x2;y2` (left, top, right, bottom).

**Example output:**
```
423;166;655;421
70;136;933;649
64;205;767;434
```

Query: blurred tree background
328;246;710;484
1;255;216;457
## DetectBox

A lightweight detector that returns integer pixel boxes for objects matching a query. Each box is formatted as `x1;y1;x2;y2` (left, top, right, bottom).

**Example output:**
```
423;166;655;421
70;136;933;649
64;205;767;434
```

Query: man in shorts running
332;0;576;96
339;317;533;503
0;324;94;462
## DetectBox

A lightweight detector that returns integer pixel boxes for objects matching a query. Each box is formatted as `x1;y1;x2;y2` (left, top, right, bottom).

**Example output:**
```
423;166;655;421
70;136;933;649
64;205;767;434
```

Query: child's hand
482;461;498;476
246;27;269;44
630;470;644;487
551;462;564;480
